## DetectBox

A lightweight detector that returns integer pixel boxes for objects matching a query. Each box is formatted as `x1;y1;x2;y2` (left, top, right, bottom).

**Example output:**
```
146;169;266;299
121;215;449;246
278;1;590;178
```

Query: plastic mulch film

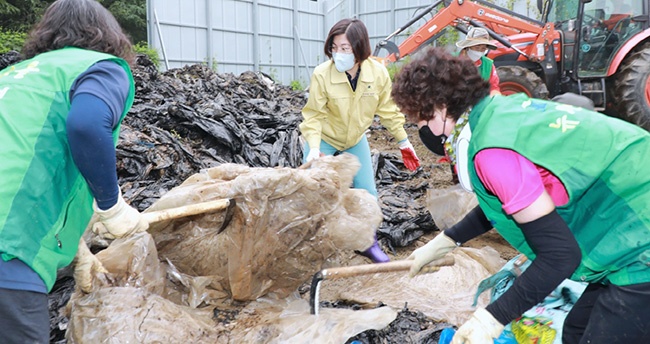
314;247;505;326
144;153;380;302
228;294;398;343
67;153;391;342
426;184;478;231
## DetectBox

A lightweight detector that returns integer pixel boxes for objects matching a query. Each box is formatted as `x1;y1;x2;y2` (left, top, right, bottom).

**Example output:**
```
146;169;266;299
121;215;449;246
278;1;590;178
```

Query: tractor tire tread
613;42;650;131
497;65;549;99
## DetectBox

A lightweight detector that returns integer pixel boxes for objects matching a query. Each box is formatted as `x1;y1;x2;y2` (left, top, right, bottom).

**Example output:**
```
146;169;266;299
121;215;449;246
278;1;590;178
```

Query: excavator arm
376;0;559;64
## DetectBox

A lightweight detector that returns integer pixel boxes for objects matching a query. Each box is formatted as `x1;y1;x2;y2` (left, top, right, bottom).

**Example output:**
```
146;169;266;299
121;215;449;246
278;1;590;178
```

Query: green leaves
0;1;20;15
0;29;26;53
134;42;159;67
0;0;147;45
0;0;51;31
99;0;147;43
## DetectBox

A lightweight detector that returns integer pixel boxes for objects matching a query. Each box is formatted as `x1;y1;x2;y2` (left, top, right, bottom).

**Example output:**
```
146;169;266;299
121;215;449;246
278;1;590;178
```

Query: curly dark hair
22;0;134;64
391;47;489;123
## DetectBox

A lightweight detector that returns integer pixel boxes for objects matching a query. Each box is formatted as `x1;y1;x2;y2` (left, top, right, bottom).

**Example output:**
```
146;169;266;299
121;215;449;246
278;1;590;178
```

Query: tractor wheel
497;65;549;99
613;43;650;131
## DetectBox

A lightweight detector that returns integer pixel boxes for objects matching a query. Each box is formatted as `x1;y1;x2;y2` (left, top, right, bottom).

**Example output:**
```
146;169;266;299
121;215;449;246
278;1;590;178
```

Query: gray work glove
93;195;148;240
73;238;109;293
407;232;457;277
451;308;505;344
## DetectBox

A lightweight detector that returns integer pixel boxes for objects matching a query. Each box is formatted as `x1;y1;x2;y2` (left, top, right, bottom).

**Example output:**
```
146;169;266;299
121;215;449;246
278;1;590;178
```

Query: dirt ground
369;123;519;262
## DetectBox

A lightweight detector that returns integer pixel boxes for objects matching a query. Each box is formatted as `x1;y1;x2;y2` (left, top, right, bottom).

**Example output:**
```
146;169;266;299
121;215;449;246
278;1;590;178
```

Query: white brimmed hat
456;27;498;50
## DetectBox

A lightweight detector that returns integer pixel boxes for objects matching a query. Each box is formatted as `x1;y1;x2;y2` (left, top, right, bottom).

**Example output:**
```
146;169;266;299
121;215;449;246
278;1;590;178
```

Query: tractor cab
547;0;646;78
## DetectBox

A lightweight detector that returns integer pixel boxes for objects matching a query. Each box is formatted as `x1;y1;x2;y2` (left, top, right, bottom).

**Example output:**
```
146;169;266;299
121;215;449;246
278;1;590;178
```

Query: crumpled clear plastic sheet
426;184;478;231
142;153;380;302
66;232;229;343
67;153;391;342
67;285;227;343
316;247;505;326
229;293;398;343
67;233;399;344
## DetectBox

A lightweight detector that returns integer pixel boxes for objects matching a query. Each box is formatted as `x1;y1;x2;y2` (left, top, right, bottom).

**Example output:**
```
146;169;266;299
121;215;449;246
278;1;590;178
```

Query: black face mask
419;124;448;156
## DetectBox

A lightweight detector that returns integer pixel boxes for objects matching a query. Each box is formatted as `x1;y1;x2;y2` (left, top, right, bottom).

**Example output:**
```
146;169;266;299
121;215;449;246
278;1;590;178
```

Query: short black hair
324;18;371;63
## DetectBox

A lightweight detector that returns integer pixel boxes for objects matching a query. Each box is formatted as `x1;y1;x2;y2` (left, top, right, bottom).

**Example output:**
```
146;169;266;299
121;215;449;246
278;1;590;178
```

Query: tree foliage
99;0;147;43
0;0;146;44
0;0;52;31
0;0;19;14
0;29;26;53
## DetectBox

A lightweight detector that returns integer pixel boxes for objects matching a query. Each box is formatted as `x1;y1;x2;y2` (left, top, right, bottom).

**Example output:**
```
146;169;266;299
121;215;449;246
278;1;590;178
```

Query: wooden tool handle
142;199;231;225
321;255;454;280
514;254;528;266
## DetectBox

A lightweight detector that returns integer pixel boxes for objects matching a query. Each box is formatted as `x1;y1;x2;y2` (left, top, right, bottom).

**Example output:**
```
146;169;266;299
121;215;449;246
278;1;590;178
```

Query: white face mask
466;49;487;62
453;124;473;192
333;52;355;73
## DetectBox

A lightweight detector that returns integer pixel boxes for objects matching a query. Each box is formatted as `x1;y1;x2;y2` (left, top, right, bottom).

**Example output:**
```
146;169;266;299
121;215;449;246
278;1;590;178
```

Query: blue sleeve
66;61;130;210
70;61;130;127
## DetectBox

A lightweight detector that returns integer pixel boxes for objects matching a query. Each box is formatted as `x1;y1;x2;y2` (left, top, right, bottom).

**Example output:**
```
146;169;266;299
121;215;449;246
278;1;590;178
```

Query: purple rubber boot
359;237;390;263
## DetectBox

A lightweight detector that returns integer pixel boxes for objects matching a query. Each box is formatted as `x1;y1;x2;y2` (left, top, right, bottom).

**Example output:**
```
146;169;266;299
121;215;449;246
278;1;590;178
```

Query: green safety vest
0;47;135;291
453;52;494;81
477;55;494;81
467;94;650;286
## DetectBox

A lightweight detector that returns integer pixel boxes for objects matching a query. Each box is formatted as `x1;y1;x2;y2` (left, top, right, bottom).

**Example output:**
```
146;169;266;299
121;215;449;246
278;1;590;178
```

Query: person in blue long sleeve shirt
0;1;148;342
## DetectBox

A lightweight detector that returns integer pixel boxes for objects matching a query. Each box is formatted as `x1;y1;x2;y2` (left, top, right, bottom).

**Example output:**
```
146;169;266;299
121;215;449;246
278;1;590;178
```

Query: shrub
202;57;218;71
0;29;26;53
289;79;306;91
133;42;160;68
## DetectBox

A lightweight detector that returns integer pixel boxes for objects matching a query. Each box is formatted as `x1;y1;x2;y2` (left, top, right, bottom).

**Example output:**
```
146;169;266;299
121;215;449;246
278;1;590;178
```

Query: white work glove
451;308;505;344
407;232;457;277
306;147;321;162
93;195;149;240
398;139;420;171
74;239;109;293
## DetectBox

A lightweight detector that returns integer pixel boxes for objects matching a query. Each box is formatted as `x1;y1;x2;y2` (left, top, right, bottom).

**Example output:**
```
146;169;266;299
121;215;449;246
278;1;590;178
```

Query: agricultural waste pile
66;154;388;343
0;50;20;69
121;55;436;248
0;52;445;343
118;55;307;210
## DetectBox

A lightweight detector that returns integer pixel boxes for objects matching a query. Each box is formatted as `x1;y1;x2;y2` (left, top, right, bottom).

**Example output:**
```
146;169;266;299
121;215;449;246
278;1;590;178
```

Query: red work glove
399;139;420;171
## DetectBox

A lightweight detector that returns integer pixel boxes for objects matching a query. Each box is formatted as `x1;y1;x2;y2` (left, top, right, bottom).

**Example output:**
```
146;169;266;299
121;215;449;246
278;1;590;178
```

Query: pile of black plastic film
120;54;438;248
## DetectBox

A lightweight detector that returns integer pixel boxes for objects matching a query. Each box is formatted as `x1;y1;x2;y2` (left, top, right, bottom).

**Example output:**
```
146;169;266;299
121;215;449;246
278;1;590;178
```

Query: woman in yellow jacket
299;18;420;263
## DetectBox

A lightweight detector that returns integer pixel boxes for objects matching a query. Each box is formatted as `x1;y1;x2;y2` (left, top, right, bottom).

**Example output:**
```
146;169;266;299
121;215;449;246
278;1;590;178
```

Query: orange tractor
374;0;650;130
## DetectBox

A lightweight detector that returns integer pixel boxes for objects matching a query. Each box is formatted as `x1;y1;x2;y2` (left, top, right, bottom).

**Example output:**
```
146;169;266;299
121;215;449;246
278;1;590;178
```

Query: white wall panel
148;0;537;85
